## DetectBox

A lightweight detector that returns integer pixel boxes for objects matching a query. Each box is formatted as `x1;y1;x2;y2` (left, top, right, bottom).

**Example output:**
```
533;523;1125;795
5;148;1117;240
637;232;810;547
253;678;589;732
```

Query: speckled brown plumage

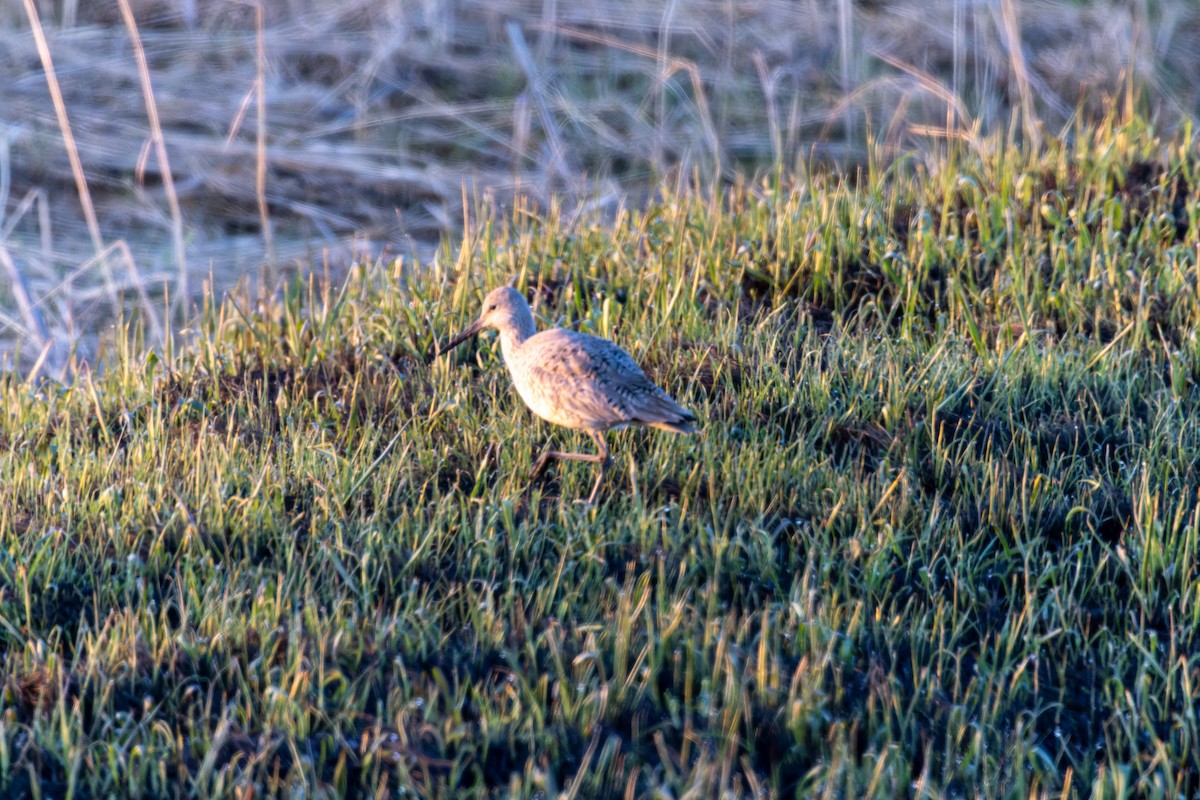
440;286;697;504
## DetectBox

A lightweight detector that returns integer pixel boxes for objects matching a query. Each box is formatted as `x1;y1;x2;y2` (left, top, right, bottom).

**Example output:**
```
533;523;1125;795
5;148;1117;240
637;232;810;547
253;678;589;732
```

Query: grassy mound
2;120;1200;797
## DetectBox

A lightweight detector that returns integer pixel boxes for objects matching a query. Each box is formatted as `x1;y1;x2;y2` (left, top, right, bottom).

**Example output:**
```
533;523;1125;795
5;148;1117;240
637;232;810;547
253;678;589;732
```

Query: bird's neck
499;311;537;361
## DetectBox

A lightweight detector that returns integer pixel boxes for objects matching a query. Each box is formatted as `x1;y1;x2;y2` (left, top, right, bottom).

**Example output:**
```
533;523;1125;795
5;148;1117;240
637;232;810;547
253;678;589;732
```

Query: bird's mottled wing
520;329;682;428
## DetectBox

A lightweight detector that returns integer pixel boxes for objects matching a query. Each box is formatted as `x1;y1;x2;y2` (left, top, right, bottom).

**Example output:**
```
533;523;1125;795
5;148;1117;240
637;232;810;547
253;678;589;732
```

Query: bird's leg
583;431;612;506
530;450;553;479
529;432;612;505
530;444;605;480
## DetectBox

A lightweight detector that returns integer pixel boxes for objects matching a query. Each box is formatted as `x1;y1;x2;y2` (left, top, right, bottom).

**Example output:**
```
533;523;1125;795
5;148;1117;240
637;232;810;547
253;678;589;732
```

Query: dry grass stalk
0;0;1196;368
118;0;188;316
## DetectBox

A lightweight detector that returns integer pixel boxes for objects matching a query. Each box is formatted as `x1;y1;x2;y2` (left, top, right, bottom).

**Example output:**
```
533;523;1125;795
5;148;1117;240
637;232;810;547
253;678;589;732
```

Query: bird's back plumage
505;328;696;434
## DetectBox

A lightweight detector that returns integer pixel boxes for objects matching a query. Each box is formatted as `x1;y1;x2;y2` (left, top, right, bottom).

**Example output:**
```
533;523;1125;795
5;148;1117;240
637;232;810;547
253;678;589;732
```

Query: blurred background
0;0;1197;373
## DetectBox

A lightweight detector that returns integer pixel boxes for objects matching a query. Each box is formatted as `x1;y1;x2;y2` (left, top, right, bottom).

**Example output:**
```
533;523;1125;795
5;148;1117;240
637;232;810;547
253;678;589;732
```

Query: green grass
2;116;1200;798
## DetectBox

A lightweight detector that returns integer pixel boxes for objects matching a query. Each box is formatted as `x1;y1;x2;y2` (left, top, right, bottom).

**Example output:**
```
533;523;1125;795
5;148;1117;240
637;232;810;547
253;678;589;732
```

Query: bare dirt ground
1;0;1197;372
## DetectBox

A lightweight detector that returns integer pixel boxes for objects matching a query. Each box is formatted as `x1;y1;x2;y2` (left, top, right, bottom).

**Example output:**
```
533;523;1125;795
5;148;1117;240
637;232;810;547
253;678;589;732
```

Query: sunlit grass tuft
2;118;1200;797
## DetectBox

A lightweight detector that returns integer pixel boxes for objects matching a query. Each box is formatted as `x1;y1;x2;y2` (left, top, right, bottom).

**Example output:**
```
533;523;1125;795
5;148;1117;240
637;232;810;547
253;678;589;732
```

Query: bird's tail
640;392;698;434
648;411;699;434
649;420;699;434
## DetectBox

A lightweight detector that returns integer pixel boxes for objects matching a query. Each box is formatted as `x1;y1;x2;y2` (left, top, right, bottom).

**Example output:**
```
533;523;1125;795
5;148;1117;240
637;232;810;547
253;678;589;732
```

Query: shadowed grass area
1;118;1200;797
5;0;1200;371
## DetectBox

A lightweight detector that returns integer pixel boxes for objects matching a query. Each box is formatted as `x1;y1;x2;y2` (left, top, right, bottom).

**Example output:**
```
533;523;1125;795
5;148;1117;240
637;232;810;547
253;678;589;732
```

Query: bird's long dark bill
435;318;484;360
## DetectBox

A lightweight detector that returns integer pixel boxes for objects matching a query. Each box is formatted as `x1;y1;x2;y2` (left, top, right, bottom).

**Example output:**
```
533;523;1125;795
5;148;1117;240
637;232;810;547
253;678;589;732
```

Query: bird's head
439;286;534;356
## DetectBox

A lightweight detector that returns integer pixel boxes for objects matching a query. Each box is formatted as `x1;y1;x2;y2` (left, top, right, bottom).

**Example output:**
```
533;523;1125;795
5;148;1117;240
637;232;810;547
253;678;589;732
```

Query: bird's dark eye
488;304;497;311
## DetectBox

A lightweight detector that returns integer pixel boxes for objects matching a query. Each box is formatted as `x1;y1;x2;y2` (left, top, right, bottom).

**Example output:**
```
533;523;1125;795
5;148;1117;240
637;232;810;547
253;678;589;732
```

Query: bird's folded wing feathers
523;331;687;425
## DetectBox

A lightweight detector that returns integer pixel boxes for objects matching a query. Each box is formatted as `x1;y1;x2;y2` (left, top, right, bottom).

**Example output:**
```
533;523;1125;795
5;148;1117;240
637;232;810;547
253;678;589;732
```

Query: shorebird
439;286;697;504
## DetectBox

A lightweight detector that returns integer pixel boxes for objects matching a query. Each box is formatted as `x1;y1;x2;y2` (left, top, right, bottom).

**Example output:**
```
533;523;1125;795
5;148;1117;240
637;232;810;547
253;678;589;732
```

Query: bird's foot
530;452;552;480
581;479;604;507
